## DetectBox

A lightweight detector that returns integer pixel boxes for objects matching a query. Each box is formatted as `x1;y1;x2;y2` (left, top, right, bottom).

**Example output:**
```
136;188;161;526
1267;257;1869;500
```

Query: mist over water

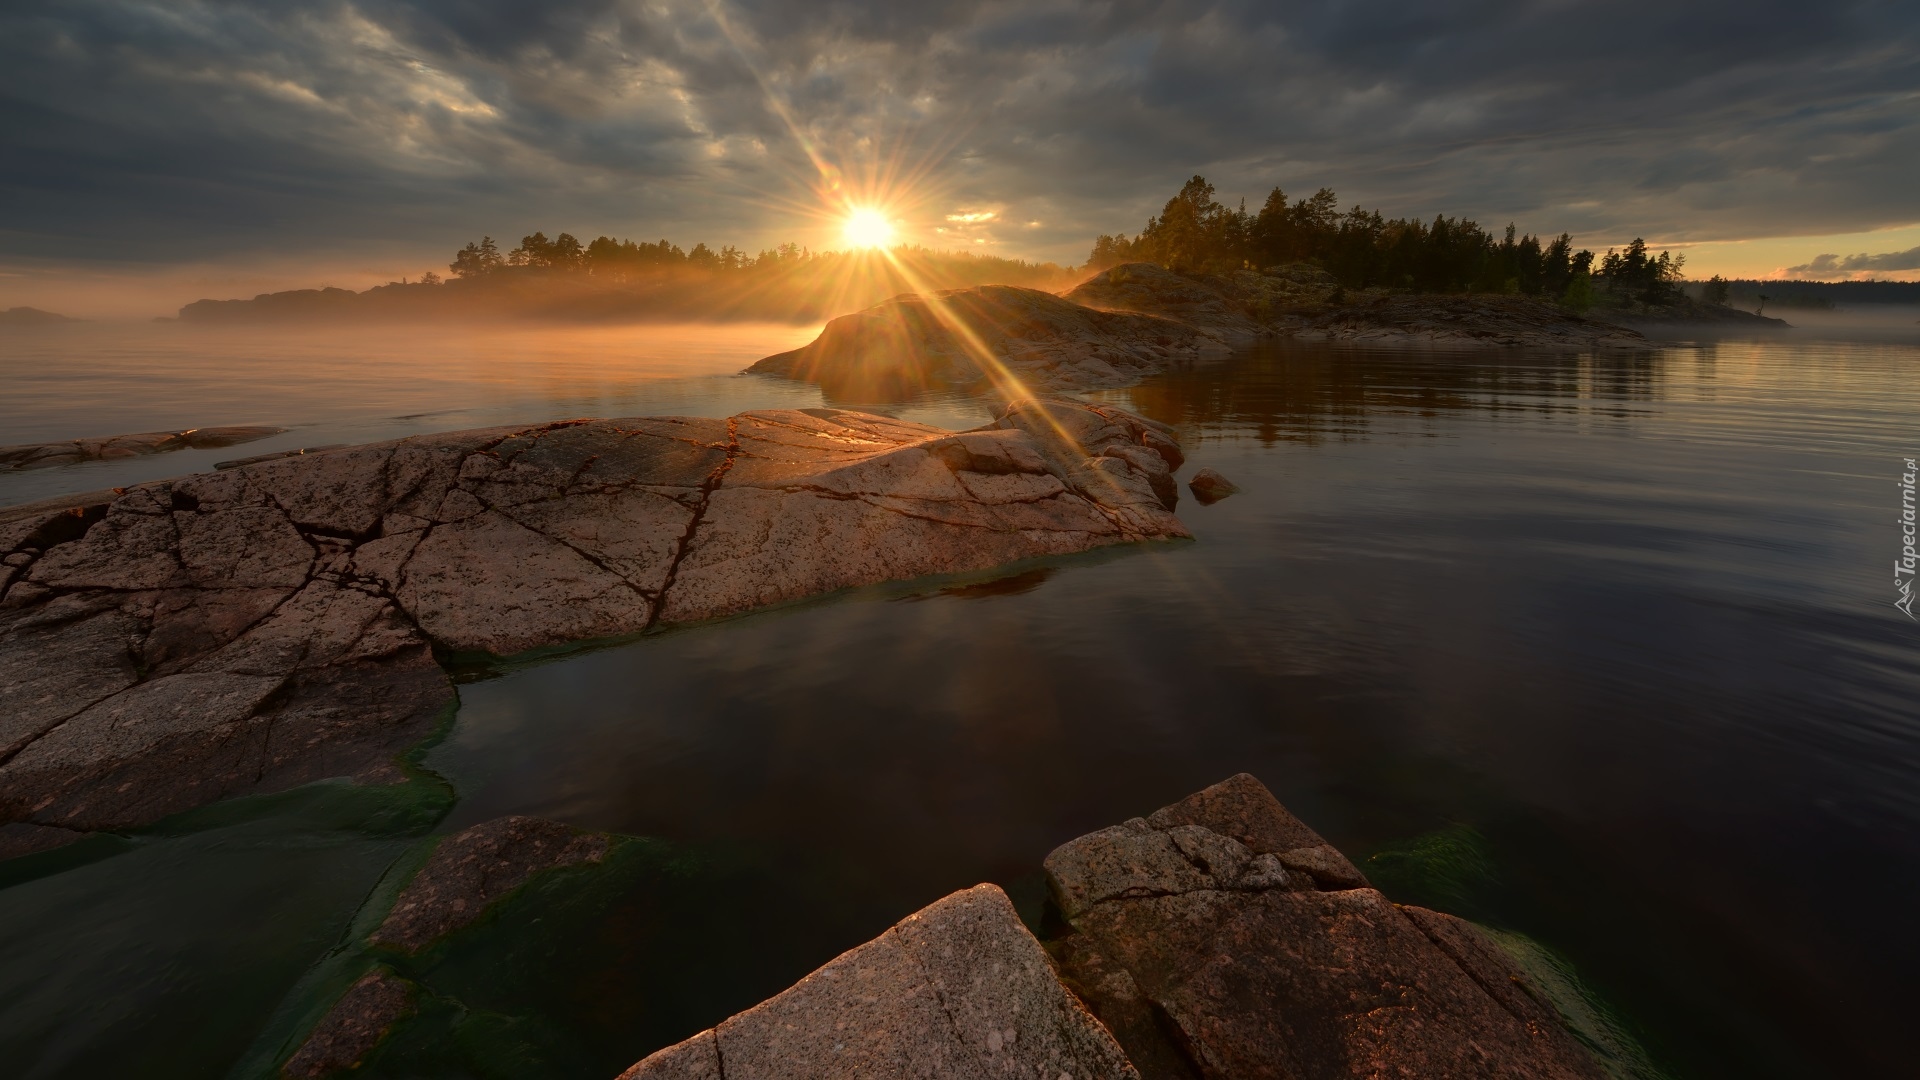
0;321;990;507
1;321;1917;1078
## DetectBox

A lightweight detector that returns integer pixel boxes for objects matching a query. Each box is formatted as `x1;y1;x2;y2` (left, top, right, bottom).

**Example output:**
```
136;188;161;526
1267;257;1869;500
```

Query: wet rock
370;816;610;953
282;968;418;1079
1187;468;1239;504
618;884;1138;1080
1043;775;1609;1079
0;425;283;472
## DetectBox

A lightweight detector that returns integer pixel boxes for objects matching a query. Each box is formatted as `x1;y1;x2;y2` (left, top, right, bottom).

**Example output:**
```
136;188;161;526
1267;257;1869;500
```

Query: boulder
1042;774;1609;1079
617;884;1139;1080
0;405;1188;851
1187;468;1239;504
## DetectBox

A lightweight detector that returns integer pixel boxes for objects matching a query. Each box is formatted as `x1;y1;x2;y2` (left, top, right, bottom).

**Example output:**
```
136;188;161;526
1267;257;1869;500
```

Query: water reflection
1095;342;1666;444
3;332;1918;1079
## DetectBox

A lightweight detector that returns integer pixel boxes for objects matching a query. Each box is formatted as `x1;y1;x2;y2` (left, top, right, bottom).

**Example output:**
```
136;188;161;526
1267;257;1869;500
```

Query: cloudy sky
4;0;1918;312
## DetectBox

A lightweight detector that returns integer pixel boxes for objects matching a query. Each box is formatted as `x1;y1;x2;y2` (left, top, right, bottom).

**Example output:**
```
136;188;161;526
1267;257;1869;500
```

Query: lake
1;317;1916;1078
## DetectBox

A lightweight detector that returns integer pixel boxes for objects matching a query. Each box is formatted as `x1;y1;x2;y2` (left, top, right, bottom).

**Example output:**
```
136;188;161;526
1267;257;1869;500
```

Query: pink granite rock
618;884;1138;1080
1042;775;1610;1080
0;404;1187;851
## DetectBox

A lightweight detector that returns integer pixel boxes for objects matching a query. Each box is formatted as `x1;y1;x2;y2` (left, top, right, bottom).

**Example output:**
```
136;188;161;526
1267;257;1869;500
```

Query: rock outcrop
1291;293;1649;349
618;884;1139;1080
1066;262;1326;344
0;403;1187;854
749;284;1218;395
757;263;1654;397
1;425;284;472
1043;774;1608;1079
607;776;1614;1080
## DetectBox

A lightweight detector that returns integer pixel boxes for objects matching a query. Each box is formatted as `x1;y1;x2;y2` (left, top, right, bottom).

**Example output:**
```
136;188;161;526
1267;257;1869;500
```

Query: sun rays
841;208;895;250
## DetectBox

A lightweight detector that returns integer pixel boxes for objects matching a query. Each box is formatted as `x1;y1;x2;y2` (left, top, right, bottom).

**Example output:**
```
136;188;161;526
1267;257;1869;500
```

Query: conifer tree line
1088;176;1689;305
449;233;817;281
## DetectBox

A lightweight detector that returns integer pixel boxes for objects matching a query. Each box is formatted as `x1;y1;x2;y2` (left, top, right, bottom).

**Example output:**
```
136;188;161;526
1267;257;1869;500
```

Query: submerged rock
0;425;284;472
618;884;1138;1080
282;968;418;1079
1187;468;1239;504
1043;774;1609;1079
371;816;611;953
0;403;1188;852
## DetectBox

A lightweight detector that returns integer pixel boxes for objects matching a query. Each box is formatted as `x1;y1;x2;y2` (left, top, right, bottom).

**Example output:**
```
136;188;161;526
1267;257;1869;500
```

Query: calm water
1;320;1917;1078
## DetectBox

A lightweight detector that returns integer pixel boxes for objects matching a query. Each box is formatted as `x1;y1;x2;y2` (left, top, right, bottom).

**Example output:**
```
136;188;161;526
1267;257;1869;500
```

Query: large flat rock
0;403;1187;851
1043;775;1609;1079
617;884;1139;1080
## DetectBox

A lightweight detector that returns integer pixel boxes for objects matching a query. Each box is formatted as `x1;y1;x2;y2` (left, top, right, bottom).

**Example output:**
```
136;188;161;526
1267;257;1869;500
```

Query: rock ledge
0;402;1187;854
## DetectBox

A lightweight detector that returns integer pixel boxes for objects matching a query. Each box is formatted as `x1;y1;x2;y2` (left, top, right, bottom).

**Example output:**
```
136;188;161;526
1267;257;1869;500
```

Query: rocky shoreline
0;400;1188;857
1;425;284;472
278;777;1616;1078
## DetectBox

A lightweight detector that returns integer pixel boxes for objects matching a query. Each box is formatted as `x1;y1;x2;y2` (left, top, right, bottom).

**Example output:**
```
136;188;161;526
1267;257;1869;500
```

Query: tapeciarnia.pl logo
1899;457;1917;620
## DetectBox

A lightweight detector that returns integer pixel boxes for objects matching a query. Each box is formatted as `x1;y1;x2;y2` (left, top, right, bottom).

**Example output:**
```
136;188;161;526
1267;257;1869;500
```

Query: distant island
177;245;1076;325
169;175;1909;326
0;306;79;325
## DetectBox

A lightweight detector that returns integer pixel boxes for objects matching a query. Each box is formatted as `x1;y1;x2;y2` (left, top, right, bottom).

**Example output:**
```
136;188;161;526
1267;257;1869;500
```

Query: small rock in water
1188;468;1240;504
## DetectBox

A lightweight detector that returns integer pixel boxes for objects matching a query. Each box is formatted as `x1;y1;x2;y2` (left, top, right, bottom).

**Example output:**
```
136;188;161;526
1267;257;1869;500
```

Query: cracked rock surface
0;402;1187;854
1042;774;1610;1080
617;883;1139;1080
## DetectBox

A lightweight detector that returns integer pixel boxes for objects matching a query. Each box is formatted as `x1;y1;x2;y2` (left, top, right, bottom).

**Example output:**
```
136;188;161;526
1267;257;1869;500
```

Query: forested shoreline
171;175;1918;324
1088;176;1694;310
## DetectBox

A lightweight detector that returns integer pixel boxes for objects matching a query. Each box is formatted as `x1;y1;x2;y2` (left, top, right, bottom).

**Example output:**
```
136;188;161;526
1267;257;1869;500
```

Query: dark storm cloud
2;0;1916;265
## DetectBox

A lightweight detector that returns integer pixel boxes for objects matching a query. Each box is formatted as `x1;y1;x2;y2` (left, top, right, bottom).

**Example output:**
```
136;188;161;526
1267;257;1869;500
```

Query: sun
841;207;895;250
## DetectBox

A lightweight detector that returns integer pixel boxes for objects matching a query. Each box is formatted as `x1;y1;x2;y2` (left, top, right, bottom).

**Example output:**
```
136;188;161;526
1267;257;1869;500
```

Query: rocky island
751;262;1667;397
